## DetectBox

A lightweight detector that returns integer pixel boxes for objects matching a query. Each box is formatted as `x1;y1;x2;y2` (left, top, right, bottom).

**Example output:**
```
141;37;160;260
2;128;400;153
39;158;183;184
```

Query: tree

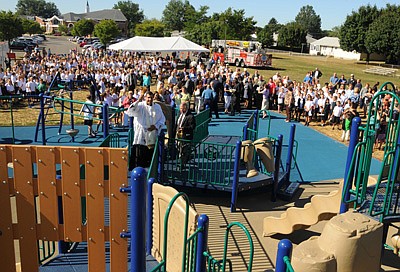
211;8;256;41
135;19;165;37
57;24;69;35
326;26;341;37
257;18;282;48
267;18;282;33
339;5;380;61
257;25;274;48
16;0;60;18
278;22;307;49
71;19;94;37
113;1;144;36
0;11;24;45
21;18;43;34
162;0;195;32
94;20;120;46
365;6;400;64
185;20;220;46
295;5;322;38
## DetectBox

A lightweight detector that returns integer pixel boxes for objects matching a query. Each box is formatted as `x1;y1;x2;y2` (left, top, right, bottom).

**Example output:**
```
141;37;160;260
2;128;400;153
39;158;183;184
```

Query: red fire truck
212;40;272;68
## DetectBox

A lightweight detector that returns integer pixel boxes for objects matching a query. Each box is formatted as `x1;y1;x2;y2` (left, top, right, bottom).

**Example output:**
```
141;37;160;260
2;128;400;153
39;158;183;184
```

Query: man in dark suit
176;102;196;140
176;102;196;167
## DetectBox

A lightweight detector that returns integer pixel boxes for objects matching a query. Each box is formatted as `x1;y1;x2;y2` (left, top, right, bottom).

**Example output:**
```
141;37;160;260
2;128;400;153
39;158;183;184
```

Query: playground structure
263;82;400;271
2;82;399;271
146;109;301;212
0;144;266;272
34;73;127;145
0;72;129;145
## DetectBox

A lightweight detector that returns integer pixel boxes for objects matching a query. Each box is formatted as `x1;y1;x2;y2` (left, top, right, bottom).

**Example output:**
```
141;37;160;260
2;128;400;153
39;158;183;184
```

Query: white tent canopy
109;36;209;52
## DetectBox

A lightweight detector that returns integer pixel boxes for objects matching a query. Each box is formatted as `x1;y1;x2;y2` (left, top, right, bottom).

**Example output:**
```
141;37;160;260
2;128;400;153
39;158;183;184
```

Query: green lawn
253;53;398;88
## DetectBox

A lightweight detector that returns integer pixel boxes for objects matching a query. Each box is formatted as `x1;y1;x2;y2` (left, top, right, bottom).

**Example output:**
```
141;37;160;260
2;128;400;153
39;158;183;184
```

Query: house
309;37;361;60
35;4;128;35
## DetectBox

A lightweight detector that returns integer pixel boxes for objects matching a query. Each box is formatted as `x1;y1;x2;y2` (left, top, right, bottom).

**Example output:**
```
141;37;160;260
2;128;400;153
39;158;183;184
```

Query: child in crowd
331;101;344;130
341;111;352;141
277;87;285;113
304;94;314;126
80;94;96;138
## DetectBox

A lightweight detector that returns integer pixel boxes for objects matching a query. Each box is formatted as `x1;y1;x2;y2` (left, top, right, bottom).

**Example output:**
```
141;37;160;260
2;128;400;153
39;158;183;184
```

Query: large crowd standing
0;47;399;147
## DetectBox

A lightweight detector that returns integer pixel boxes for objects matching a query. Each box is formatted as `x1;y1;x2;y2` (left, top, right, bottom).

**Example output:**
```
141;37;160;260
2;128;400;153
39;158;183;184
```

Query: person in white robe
127;91;166;147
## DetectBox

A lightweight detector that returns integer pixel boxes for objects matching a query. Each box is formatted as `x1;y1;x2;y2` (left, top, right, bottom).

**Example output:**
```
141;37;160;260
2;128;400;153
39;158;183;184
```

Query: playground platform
1;109;398;271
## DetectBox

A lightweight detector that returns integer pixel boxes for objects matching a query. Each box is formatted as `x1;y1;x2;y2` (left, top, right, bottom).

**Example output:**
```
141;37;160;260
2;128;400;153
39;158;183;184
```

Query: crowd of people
1;47;399;149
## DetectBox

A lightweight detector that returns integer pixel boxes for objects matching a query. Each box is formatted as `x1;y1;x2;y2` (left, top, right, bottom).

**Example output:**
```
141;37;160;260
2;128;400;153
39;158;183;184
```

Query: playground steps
358;181;400;222
263;176;384;236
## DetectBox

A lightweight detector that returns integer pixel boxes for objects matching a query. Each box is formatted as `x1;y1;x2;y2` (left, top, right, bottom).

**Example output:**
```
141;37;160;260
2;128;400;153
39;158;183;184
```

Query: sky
3;0;399;30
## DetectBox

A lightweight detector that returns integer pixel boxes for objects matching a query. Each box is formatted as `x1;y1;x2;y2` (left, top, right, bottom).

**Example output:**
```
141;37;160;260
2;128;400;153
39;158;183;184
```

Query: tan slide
254;137;275;173
263;184;342;236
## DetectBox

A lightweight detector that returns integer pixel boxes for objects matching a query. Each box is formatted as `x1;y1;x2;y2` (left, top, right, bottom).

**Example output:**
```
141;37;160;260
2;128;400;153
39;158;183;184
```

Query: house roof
310;37;340;48
85;9;126;22
61;12;84;22
61;9;127;23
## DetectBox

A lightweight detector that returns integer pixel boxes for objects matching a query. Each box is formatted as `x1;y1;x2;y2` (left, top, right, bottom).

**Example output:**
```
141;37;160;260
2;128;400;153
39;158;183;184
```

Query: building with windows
35;2;127;35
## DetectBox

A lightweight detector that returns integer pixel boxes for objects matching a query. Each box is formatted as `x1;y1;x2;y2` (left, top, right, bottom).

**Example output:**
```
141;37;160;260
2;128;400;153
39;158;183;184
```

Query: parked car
35;34;47;40
17;37;39;45
9;40;34;50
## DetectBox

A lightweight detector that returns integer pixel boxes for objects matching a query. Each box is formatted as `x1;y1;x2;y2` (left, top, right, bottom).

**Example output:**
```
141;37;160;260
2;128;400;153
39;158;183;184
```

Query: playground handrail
99;133;120;147
283;256;295;272
163;137;237;187
203;222;254;272
53;96;123;121
193;109;211;143
368;149;398;218
156;192;191;272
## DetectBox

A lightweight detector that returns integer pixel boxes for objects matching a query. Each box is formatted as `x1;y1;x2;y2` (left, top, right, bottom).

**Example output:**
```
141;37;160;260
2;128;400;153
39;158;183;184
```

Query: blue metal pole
9;97;15;144
123;167;146;272
273;135;283;202
275;239;293;272
231;141;242;212
243;123;248;141
129;116;134;129
253;109;258;140
195;214;209;272
158;131;165;182
285;124;296;183
39;93;46;145
146;178;155;255
102;103;109;138
340;117;361;214
69;91;75;142
58;99;64;135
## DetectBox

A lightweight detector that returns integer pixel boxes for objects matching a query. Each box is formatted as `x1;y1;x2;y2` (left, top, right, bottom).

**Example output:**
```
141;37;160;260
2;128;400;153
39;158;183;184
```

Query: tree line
1;0;400;64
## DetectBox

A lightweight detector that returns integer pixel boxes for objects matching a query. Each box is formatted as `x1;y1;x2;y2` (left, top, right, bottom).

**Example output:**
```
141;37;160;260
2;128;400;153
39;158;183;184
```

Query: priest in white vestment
127;91;166;146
